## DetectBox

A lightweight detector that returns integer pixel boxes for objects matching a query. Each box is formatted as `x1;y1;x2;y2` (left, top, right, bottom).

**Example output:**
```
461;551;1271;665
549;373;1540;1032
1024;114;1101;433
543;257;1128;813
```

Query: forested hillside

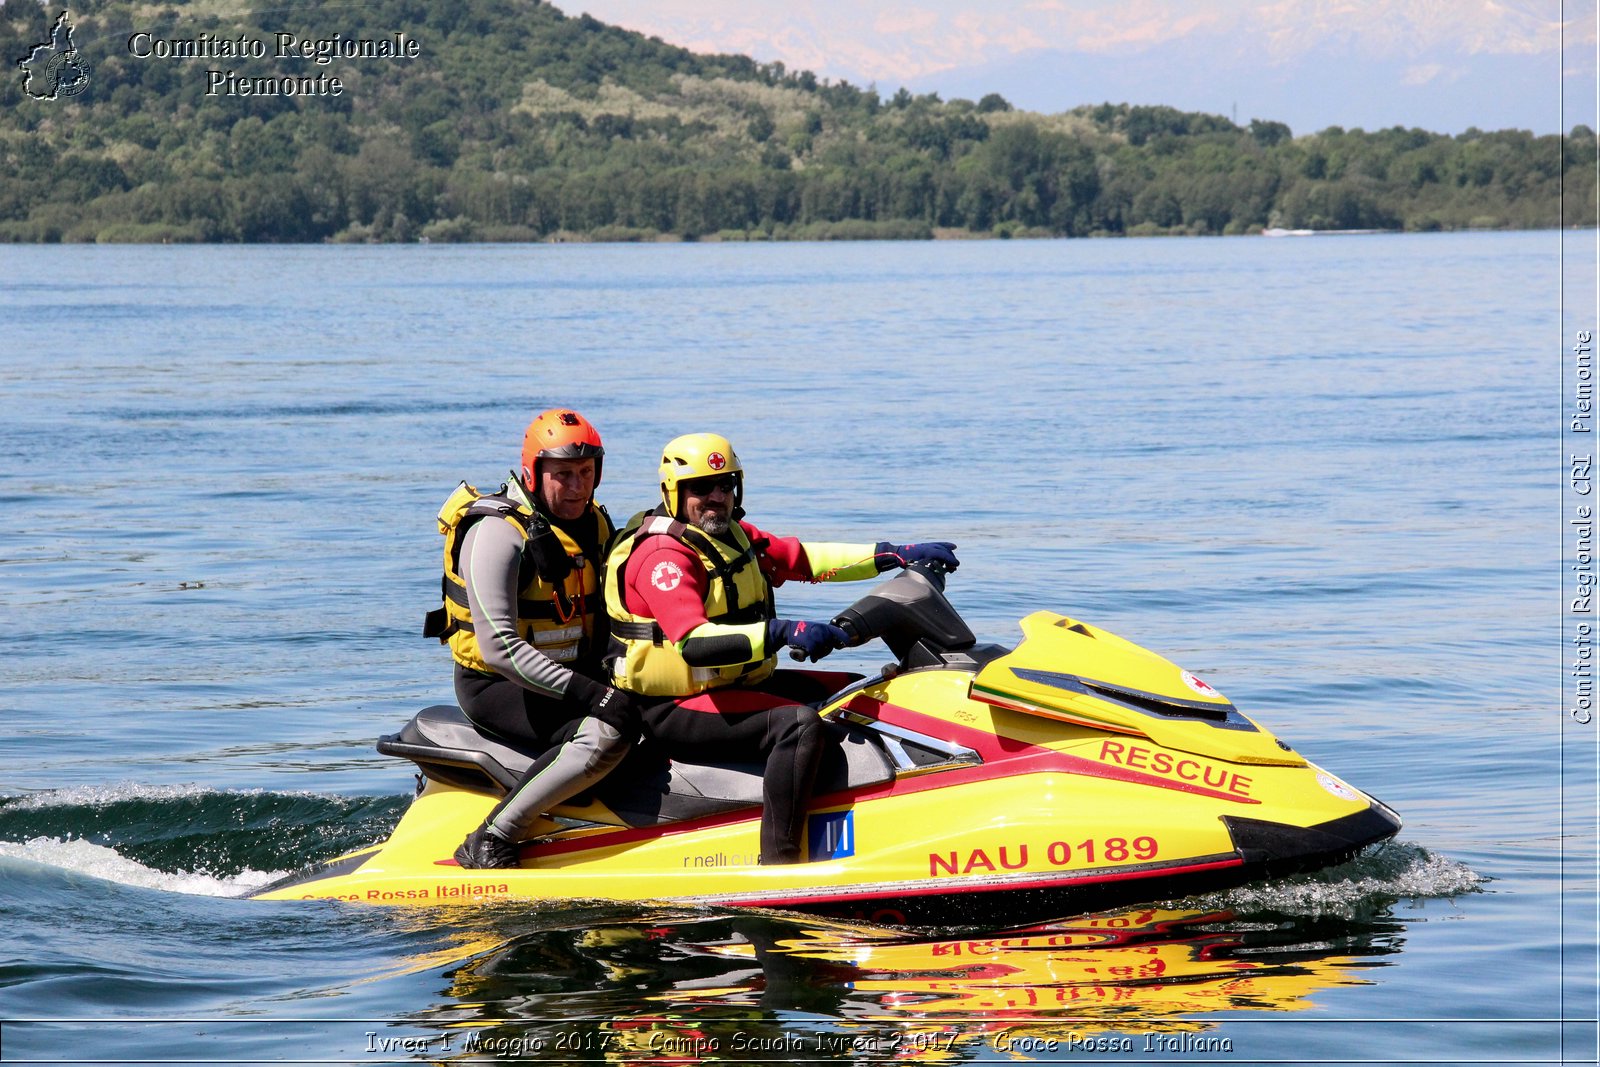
2;0;1592;242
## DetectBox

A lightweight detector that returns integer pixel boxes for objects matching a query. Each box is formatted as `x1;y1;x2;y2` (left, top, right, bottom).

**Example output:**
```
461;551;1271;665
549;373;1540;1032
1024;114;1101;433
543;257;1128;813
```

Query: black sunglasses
682;475;738;495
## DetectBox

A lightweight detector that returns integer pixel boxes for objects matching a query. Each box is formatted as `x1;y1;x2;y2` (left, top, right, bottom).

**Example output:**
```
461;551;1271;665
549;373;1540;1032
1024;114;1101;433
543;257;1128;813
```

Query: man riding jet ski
603;431;960;864
422;408;637;869
253;451;1400;919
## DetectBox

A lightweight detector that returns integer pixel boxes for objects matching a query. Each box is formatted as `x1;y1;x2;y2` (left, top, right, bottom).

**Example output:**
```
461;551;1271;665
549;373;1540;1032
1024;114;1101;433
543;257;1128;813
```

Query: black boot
454;824;522;869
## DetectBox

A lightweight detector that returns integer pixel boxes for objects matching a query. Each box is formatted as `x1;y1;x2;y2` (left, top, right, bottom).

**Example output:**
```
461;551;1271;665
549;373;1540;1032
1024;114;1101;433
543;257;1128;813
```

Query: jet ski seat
378;700;899;829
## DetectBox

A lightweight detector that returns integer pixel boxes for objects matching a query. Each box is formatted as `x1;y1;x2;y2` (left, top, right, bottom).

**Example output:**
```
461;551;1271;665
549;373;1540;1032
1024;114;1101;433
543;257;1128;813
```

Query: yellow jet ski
251;565;1400;922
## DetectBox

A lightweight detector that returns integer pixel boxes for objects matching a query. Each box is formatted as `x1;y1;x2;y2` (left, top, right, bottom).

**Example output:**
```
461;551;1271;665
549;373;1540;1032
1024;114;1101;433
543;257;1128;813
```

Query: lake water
0;232;1593;1065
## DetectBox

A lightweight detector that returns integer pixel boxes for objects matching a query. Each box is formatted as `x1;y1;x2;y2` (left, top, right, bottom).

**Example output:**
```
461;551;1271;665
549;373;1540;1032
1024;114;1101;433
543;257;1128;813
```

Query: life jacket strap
611;619;668;644
422;604;452;640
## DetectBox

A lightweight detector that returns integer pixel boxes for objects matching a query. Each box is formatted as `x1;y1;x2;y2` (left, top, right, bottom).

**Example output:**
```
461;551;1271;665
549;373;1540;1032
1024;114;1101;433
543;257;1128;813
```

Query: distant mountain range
573;0;1593;136
903;42;1580;136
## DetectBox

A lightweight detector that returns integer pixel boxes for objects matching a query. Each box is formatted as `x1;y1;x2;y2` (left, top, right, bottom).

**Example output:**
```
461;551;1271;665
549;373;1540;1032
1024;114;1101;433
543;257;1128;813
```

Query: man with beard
602;432;958;864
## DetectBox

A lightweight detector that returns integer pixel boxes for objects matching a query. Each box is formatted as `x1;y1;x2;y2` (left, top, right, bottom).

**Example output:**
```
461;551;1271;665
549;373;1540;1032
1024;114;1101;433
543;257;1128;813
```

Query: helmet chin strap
523;465;597;521
509;469;533;501
664;471;744;525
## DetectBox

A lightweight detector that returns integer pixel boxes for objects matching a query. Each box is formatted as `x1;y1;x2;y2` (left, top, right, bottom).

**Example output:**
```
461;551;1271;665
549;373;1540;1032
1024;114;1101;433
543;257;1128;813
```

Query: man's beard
694;512;731;536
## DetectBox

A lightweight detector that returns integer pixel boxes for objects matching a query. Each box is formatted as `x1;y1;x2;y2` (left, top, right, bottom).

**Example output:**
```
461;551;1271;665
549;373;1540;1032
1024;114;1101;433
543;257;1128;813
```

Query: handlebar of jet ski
787;560;953;660
907;559;953;584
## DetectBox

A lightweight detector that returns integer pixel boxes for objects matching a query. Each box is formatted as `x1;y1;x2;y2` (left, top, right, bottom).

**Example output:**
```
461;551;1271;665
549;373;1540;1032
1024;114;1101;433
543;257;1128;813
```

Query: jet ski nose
1222;801;1402;876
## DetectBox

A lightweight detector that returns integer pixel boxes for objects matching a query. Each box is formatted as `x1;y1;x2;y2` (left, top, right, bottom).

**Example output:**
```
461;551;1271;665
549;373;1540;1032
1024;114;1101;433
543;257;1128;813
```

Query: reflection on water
0;730;1483;1062
413;863;1440;1063
2;801;1467;1062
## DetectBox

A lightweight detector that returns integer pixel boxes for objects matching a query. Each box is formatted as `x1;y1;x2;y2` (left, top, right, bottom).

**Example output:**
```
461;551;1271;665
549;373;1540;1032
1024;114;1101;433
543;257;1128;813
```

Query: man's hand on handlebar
876;541;960;572
768;618;850;662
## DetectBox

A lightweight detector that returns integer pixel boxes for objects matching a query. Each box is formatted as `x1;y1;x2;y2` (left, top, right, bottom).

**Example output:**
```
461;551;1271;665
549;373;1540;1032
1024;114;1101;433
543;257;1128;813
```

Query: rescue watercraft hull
252;567;1400;923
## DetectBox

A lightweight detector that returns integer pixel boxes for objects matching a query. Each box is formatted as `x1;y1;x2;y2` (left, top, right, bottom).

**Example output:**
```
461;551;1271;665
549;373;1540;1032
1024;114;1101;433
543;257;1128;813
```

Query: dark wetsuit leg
640;695;824;864
455;665;632;841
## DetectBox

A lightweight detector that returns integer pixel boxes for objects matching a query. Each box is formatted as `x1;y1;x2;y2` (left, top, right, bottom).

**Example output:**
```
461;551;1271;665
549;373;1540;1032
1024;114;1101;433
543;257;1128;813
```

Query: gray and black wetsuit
455;494;633;842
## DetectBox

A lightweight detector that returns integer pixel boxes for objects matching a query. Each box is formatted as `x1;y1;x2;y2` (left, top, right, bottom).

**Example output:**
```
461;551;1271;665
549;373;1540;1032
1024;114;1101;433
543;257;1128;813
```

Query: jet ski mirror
833;564;976;664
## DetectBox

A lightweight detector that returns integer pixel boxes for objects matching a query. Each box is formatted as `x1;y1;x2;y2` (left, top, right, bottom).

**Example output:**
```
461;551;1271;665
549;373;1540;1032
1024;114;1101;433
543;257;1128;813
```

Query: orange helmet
521;408;604;488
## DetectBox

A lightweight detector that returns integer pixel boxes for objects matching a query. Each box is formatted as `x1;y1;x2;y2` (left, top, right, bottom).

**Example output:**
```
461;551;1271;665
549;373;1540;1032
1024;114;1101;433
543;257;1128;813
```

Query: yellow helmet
659;432;743;517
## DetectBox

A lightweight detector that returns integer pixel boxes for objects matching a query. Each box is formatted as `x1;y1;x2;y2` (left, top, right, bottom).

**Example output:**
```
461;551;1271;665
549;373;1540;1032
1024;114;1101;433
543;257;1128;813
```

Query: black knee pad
796;707;822;748
766;704;819;747
587;685;641;736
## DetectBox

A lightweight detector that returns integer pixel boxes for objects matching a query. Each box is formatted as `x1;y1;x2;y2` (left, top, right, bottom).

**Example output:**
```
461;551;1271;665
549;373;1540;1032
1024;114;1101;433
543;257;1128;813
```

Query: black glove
876;541;960;571
563;674;640;733
767;618;849;662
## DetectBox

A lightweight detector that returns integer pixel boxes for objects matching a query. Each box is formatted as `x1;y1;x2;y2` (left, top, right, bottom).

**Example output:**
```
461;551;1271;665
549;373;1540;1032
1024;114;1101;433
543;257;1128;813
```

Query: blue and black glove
875;541;960;572
768;618;849;662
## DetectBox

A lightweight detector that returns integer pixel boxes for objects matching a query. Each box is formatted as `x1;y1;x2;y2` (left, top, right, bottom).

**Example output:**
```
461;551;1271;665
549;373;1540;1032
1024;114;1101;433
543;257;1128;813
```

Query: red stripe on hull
702;855;1247;910
523;698;1257;861
828;697;1260;807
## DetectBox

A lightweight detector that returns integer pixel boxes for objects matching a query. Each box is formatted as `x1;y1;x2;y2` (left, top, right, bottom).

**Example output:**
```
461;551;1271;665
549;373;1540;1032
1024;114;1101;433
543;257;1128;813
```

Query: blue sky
566;0;1597;135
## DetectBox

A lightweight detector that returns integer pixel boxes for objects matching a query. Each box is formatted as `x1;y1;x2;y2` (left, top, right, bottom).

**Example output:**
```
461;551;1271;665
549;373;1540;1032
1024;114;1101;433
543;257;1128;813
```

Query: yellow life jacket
423;481;613;675
603;511;776;697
